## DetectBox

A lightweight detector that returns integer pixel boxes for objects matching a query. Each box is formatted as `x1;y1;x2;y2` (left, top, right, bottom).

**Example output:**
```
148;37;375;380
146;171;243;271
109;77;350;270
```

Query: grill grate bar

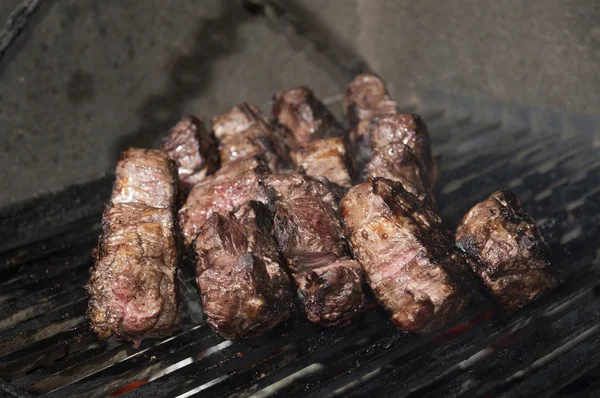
303;244;599;398
493;323;600;398
342;258;599;398
121;313;394;398
419;286;600;397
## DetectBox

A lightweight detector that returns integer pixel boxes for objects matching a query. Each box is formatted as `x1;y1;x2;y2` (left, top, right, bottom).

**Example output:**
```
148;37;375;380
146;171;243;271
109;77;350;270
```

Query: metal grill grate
1;105;599;397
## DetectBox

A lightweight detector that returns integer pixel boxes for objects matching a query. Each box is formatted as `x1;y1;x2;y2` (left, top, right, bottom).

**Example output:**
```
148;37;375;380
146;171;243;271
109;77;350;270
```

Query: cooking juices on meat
162;115;219;195
263;173;366;326
211;102;291;171
456;189;556;310
272;86;345;145
273;87;355;186
195;201;295;339
340;177;473;333
292;137;355;188
343;74;437;206
178;156;270;246
88;149;179;345
366;114;438;207
343;73;399;169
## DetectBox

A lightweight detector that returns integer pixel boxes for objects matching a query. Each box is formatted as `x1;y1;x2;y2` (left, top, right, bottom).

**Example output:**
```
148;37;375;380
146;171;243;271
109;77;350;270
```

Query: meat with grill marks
89;148;179;344
272;86;345;146
262;173;366;326
456;189;556;310
162;115;219;195
179;156;270;246
111;148;177;208
343;73;398;167
211;103;291;170
340;177;473;333
88;203;179;343
195;201;295;339
366;114;438;206
292;137;355;188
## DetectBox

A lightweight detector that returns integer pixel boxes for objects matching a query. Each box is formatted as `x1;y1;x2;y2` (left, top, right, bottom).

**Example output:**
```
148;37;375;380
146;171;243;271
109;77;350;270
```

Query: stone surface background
1;0;598;206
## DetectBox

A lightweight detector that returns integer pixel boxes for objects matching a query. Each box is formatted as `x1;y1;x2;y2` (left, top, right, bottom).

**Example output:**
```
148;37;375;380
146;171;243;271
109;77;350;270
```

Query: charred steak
111;148;177;208
456;189;556;310
263;173;366;326
292;137;355;188
272;86;345;145
211;103;290;170
340;177;473;333
343;73;398;168
162;115;219;194
365;114;437;206
195;201;295;339
179;156;270;246
88;203;179;343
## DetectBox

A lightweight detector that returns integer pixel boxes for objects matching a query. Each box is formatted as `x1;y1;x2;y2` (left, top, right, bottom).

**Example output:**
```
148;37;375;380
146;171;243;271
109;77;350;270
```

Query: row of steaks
87;74;556;345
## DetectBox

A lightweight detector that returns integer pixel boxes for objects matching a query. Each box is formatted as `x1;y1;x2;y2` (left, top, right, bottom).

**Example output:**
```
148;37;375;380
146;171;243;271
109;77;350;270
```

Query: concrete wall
0;0;598;206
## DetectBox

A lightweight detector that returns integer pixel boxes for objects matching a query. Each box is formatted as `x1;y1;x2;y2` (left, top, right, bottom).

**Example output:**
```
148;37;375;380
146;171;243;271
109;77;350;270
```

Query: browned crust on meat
88;203;179;342
162;115;219;192
340;177;473;333
456;189;555;310
292;137;355;188
112;148;178;208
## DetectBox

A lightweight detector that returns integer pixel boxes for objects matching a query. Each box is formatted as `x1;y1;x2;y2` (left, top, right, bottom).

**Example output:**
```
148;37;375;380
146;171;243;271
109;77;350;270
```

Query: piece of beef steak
292;137;355;188
179;156;270;246
340;177;473;333
455;189;556;310
88;203;179;343
195;201;295;339
162;115;219;194
111;148;177;208
262;173;366;326
272;86;345;145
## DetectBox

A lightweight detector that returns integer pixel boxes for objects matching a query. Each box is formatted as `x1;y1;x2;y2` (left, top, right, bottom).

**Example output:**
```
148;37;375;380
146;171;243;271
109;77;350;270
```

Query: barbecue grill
1;1;600;397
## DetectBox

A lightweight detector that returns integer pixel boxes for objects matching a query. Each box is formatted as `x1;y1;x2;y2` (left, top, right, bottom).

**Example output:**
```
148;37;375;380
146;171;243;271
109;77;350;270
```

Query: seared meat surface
340;177;473;333
368;114;437;187
211;103;290;170
343;73;398;168
88;203;179;343
292;137;354;188
365;114;437;206
195;201;294;339
366;142;433;206
263;173;366;326
162;115;219;193
272;86;345;145
179;156;270;246
456;189;555;310
90;148;179;344
111;148;177;208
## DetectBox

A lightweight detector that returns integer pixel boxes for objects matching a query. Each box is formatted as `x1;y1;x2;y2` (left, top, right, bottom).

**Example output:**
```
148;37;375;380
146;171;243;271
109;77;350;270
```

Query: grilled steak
272;86;345;145
88;203;179;343
262;172;344;212
364;114;438;206
211;103;290;170
455;189;556;310
368;114;437;187
179;156;270;246
292;137;354;188
366;142;434;206
195;201;294;339
343;73;398;168
111;148;177;208
340;177;473;333
263;173;366;326
89;148;179;344
162;115;219;194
